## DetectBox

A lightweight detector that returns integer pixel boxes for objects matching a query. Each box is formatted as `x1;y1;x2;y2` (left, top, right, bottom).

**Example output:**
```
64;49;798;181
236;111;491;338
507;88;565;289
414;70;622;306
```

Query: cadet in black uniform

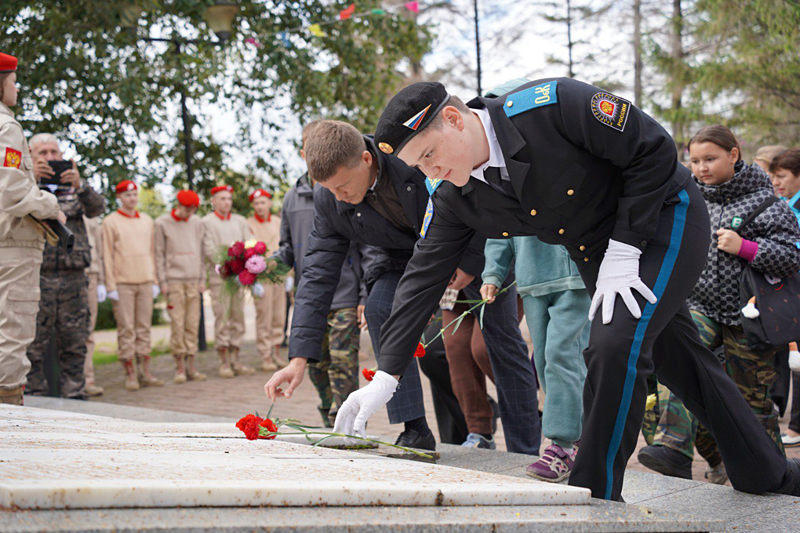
265;123;541;454
332;78;800;500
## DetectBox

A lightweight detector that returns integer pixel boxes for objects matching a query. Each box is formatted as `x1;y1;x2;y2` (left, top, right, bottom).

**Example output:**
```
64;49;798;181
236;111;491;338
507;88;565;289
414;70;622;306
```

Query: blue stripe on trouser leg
603;188;690;500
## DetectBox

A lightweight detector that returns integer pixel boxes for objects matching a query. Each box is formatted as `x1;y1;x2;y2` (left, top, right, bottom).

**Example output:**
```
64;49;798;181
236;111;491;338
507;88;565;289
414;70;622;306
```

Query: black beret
375;81;450;155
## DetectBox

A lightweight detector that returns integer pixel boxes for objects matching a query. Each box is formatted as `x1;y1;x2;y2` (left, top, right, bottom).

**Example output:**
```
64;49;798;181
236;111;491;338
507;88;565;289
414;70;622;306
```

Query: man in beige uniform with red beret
0;52;64;405
247;188;287;373
155;189;207;384
202;184;254;378
103;180;164;391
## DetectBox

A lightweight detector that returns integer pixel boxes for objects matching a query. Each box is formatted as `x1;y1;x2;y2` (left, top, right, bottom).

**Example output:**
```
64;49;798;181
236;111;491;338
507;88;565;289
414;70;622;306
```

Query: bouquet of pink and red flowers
215;240;290;297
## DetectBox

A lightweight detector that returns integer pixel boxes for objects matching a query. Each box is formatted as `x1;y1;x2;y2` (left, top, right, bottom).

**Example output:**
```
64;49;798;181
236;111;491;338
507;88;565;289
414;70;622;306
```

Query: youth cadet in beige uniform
83;214;106;397
202;184;254;378
0;53;63;405
246;188;287;372
102;180;163;391
155;189;207;384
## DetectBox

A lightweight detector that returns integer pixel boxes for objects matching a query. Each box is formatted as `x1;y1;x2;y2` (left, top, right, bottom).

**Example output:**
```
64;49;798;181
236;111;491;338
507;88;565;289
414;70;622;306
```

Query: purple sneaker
526;444;575;483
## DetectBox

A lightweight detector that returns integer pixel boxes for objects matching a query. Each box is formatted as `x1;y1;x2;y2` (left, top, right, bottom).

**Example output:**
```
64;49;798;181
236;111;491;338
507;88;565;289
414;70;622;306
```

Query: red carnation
253;241;267;255
236;414;263;440
229;258;245;274
239;270;257;285
244;247;257;260
220;263;233;278
259;418;278;440
414;342;426;358
231;241;246;257
362;368;376;382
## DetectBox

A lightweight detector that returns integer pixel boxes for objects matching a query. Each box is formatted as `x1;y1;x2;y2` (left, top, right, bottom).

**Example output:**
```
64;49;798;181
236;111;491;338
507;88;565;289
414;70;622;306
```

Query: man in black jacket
330;78;800;500
266;121;540;454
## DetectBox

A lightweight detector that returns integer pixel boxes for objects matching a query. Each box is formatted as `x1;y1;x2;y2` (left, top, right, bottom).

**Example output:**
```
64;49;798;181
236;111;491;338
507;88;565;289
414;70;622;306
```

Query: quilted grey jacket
689;161;800;326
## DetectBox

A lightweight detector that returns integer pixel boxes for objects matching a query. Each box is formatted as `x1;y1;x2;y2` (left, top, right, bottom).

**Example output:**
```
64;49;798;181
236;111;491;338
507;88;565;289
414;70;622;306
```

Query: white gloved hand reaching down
333;371;399;439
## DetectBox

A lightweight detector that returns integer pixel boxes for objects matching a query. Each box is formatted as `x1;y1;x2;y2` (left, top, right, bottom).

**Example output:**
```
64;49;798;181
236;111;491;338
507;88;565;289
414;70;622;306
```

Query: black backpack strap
734;195;778;234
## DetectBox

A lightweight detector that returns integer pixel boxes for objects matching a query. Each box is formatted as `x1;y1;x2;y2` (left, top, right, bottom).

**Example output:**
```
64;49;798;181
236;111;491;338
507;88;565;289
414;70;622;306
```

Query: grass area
91;340;215;366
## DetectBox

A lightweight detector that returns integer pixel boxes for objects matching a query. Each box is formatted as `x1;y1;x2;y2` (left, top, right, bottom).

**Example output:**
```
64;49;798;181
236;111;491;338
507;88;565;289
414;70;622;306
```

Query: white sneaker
461;433;496;450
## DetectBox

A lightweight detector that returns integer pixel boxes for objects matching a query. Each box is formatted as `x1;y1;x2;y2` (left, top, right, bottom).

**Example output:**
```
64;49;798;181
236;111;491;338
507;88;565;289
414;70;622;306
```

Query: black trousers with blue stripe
569;181;789;500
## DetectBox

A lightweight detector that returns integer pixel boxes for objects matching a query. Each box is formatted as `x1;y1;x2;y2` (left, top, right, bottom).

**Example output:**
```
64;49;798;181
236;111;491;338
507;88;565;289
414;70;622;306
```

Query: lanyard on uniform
421;178;443;238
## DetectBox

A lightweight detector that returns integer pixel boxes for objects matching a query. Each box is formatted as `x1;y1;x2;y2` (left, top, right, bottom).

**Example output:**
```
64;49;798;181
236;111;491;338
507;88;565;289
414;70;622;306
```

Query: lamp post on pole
120;1;239;351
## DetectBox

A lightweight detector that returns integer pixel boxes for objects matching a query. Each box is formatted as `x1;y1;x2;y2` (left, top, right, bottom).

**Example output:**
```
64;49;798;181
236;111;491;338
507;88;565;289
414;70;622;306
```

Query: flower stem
422;281;517;349
260;427;434;459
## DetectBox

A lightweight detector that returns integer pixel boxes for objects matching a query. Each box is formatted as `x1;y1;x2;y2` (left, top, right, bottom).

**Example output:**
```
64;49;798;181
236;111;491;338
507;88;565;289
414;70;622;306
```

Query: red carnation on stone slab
236;414;263;440
253;241;267;255
239;270;257;285
414;342;426;358
236;414;279;440
259;418;278;439
362;368;376;382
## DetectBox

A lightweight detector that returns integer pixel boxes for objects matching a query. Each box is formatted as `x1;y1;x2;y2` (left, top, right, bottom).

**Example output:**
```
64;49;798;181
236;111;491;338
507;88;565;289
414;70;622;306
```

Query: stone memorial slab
0;406;590;510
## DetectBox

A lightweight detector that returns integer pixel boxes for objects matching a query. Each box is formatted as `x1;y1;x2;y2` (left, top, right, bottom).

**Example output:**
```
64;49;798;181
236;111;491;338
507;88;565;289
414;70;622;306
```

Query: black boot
637;445;692;480
395;428;436;451
773;458;800;496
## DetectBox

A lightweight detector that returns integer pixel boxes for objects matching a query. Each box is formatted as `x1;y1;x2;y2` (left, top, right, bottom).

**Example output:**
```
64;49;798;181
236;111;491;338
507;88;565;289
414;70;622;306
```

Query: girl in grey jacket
639;125;800;483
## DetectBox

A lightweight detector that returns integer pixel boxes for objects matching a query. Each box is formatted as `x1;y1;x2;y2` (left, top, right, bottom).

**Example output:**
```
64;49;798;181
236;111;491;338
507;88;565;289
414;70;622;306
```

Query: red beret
211;185;234;196
0;53;17;74
176;189;200;208
249;189;272;202
115;180;137;194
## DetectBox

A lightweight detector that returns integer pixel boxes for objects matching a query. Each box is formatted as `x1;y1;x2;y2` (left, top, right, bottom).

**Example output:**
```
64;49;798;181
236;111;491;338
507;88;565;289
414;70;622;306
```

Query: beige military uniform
202;211;251;350
247;214;286;360
83;215;104;387
155;210;205;358
0;102;60;396
102;210;156;362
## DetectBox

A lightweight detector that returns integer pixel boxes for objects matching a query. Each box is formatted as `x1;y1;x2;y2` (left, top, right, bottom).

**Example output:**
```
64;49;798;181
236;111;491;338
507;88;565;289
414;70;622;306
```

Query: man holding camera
24;133;105;399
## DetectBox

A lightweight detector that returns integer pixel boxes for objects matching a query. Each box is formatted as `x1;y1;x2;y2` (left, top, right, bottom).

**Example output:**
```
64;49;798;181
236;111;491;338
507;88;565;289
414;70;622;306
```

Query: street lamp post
120;1;239;352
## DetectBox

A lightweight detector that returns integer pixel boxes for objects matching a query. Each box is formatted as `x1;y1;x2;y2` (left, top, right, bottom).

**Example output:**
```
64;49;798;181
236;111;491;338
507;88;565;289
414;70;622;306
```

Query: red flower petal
413;342;426;358
259;418;278;440
362;368;375;382
236;414;264;440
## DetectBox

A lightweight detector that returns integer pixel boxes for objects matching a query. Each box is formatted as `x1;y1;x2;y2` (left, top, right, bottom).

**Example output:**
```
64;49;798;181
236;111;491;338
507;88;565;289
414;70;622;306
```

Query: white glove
285;276;294;293
252;283;265;298
107;290;119;301
97;284;107;303
152;284;160;299
333;370;399;439
789;350;800;372
589;239;657;324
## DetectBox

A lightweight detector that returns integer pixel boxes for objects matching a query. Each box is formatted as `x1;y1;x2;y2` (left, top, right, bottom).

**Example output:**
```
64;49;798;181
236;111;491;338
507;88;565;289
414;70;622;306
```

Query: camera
39;160;73;187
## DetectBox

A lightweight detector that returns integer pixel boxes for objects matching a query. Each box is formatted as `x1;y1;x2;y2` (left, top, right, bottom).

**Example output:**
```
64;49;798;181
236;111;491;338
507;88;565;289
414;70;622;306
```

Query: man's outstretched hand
265;357;307;401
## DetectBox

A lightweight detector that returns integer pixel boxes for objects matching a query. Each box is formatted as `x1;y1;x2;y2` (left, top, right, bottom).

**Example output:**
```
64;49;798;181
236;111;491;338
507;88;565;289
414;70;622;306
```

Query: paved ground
88;348;799;486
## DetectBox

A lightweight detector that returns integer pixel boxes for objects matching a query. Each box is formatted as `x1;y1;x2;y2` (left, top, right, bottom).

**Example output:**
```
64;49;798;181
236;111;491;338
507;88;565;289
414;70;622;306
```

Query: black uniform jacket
377;77;692;375
288;136;485;361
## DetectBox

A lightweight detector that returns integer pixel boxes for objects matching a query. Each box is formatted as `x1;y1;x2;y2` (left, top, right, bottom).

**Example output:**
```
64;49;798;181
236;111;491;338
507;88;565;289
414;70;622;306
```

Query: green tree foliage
0;1;430;197
648;0;800;154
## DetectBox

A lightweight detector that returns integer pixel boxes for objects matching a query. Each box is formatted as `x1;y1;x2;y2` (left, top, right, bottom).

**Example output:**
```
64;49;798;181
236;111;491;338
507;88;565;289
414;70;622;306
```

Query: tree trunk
633;0;642;107
669;0;684;154
567;0;574;78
